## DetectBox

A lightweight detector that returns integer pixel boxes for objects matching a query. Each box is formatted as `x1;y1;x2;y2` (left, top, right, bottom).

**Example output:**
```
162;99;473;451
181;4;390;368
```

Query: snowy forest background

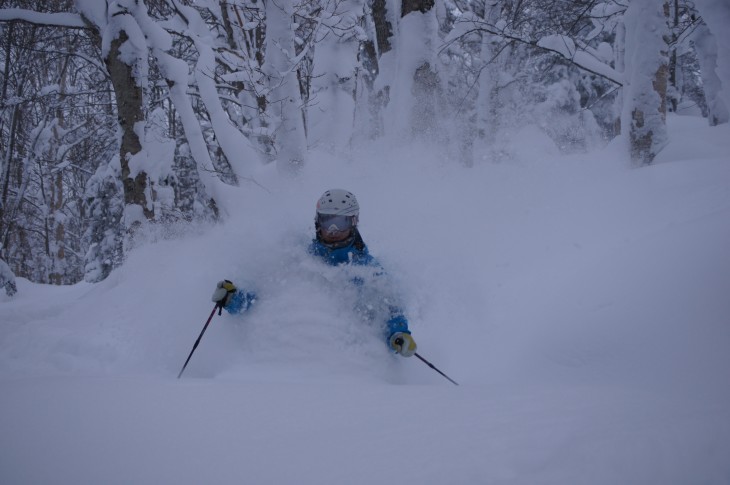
0;0;728;289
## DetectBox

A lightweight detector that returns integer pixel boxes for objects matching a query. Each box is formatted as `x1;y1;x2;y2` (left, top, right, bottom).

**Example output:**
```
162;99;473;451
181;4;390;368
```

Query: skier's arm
386;313;410;336
357;256;417;357
385;312;417;357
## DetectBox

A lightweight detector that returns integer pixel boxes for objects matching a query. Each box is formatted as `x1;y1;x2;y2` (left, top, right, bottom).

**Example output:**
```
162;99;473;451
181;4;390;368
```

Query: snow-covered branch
0;8;87;29
445;19;623;86
537;34;623;86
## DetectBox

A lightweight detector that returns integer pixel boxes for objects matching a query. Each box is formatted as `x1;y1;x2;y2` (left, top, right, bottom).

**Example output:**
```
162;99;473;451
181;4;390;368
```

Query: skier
211;189;418;357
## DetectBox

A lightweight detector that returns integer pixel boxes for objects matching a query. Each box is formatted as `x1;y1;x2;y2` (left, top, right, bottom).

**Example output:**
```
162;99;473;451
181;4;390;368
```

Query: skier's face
318;214;355;243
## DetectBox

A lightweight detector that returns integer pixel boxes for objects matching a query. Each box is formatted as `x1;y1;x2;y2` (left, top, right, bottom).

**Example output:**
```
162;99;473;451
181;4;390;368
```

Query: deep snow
1;115;729;484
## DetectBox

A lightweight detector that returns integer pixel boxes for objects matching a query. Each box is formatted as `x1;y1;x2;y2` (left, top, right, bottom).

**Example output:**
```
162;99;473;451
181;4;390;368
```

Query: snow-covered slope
1;115;729;484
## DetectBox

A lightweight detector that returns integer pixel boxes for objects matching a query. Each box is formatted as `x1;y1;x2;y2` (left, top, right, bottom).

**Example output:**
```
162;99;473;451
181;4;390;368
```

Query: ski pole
414;352;459;386
177;305;218;379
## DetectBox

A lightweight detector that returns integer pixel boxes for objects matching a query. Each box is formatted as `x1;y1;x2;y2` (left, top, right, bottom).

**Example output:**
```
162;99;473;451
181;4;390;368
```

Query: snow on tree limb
536;34;622;85
160;1;260;179
445;17;623;86
0;8;87;29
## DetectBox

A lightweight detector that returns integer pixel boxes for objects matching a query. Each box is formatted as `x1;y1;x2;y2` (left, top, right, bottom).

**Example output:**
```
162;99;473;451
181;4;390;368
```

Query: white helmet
315;189;359;244
316;189;359;216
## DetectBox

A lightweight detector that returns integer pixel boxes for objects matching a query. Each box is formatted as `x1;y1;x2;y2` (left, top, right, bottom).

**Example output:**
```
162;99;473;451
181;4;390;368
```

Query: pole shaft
177;306;218;379
414;352;459;386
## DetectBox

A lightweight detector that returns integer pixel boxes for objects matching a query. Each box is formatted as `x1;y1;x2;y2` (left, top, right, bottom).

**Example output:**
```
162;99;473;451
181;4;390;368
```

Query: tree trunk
104;31;152;220
621;0;670;165
399;0;441;141
264;1;307;173
692;23;730;126
667;0;679;113
0;22;16;260
372;0;393;56
693;0;730;124
0;105;20;256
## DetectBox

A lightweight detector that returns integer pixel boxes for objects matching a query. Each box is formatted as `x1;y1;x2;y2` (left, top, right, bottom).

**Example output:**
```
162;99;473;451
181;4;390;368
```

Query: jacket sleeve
224;289;257;314
385;311;411;340
360;255;411;343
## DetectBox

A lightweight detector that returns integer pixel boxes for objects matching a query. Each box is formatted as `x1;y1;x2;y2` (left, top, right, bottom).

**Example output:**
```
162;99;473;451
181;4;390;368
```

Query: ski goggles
317;213;355;236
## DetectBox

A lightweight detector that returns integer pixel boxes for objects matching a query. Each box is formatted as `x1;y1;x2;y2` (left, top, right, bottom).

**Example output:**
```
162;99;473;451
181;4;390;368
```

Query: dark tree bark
401;0;435;16
372;0;393;56
104;31;152;219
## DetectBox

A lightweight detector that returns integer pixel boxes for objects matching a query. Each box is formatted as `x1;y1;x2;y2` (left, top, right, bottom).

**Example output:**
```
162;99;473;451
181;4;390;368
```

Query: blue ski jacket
222;230;411;344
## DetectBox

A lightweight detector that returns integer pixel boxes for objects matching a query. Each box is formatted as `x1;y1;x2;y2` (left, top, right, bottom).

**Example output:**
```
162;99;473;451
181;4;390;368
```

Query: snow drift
1;115;729;484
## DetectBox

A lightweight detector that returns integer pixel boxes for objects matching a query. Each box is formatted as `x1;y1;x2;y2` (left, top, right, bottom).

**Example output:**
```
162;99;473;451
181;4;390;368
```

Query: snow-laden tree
438;0;712;163
0;1;254;281
0;0;370;281
621;0;670;164
0;5;114;284
75;0;244;229
373;0;444;144
1;0;728;285
437;0;620;161
161;0;263;185
691;22;729;126
693;0;730;124
261;1;307;172
307;1;365;153
83;157;124;283
351;0;394;143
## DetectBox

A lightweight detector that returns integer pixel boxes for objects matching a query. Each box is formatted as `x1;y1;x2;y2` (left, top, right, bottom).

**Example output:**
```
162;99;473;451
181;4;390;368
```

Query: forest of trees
0;0;727;289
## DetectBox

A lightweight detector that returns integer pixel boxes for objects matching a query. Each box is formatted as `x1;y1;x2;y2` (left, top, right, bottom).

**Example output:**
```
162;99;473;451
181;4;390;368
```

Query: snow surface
1;115;730;484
